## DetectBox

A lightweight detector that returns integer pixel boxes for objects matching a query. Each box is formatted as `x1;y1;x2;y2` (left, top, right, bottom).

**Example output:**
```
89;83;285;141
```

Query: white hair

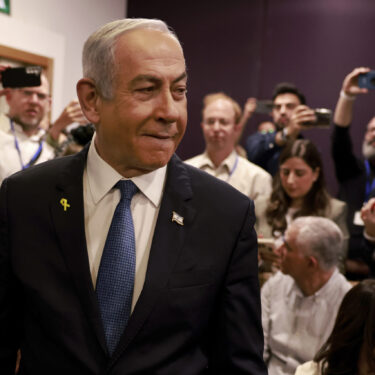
291;216;343;270
362;140;375;161
82;18;179;100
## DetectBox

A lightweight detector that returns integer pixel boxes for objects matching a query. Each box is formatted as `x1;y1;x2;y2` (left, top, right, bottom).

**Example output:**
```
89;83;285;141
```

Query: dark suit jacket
0;147;267;375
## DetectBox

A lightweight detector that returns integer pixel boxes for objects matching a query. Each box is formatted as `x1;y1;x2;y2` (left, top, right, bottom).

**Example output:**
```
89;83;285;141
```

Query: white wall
0;0;127;120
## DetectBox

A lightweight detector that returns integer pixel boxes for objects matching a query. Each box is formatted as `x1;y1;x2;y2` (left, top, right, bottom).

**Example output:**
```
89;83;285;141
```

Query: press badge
353;211;364;226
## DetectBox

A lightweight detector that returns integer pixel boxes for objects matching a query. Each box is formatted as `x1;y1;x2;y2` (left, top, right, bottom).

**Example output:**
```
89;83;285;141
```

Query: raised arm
334;67;370;127
48;100;89;141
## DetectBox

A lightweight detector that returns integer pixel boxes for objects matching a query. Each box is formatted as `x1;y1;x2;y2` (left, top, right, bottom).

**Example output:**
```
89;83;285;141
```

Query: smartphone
258;238;275;255
358;71;375;90
2;66;42;88
302;108;332;128
254;100;273;114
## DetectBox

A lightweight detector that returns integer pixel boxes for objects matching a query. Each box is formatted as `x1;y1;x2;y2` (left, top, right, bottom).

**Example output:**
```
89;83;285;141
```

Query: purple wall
128;0;375;195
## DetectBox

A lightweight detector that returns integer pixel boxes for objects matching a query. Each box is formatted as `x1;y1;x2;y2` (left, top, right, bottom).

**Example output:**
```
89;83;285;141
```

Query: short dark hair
272;82;306;105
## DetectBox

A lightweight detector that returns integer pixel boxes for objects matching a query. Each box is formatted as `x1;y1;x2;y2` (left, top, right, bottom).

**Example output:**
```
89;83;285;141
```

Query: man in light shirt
0;66;88;183
185;92;272;201
0;19;267;374
261;216;351;375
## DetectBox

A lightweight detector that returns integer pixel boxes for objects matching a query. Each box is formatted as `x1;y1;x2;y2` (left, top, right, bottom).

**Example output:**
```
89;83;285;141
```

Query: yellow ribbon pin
60;198;71;211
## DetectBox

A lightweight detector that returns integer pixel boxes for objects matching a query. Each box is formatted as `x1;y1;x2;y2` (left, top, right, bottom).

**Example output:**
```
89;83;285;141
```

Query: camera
302;108;332;128
358;71;375;90
70;123;95;146
254;100;273;114
2;66;42;88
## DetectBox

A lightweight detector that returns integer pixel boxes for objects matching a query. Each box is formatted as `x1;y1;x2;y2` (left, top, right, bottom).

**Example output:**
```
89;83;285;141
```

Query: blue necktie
96;180;138;355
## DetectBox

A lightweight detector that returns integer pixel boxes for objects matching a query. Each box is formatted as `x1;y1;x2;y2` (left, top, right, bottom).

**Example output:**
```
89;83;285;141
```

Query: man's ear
308;255;318;269
76;78;102;124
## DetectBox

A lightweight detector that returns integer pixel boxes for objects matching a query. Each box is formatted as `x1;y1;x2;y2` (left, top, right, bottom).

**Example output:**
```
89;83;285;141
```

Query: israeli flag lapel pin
171;211;184;226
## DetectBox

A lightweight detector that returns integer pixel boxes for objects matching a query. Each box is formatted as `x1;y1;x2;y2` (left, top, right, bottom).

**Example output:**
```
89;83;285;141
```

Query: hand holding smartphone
358;71;375;90
254;100;273;114
302;108;332;128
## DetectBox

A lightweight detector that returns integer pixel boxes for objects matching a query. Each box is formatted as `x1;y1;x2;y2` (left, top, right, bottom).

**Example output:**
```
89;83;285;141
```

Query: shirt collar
201;149;238;171
86;133;166;207
3;114;45;141
287;268;339;300
313;268;339;298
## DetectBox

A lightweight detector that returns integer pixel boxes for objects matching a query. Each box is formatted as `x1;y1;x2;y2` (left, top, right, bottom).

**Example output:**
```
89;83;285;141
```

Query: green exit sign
0;0;10;15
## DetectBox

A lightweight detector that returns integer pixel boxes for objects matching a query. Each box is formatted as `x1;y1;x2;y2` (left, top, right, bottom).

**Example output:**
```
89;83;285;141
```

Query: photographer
331;66;375;278
245;82;317;175
0;65;88;184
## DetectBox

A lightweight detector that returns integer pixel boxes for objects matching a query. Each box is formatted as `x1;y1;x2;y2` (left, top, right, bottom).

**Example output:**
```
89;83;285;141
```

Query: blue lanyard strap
364;159;375;203
10;119;44;170
227;154;239;181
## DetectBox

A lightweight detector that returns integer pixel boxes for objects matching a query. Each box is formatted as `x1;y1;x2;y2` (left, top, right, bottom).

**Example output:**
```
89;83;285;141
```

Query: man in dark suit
0;18;267;374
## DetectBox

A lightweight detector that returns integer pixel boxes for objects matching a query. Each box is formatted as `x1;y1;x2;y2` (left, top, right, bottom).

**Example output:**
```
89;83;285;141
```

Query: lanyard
364;159;375;203
226;154;239;182
10;119;44;170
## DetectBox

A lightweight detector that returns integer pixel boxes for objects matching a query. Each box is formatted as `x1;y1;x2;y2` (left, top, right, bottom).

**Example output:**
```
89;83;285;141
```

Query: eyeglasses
17;89;50;103
281;235;293;252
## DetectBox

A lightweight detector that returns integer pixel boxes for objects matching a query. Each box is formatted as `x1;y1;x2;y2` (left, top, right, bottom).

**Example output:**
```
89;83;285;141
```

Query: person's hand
0;64;11;96
243;97;257;120
361;198;375;238
260;248;281;266
341;67;371;97
237;97;257;131
258;237;281;269
284;104;316;139
56;100;88;128
49;100;89;140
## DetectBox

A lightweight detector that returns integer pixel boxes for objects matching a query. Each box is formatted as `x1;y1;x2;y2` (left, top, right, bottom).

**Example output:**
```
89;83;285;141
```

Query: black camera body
358;71;375;90
302;108;332;128
70;124;95;146
2;66;42;88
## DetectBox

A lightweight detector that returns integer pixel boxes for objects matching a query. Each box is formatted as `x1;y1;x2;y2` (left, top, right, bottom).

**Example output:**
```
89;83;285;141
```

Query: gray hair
291;216;343;270
82;18;179;100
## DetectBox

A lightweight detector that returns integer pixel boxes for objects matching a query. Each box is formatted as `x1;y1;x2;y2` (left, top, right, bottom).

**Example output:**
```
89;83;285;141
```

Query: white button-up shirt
261;270;351;375
185;150;272;201
0;113;54;184
83;136;166;311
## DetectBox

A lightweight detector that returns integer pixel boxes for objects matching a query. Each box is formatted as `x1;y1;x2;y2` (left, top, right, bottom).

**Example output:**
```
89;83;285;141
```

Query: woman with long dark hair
255;139;348;268
295;279;375;375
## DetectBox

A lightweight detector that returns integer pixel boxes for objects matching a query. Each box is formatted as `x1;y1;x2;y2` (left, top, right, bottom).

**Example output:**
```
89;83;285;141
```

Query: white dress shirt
0;113;54;184
185;150;272;201
83;136;166;311
261;270;351;375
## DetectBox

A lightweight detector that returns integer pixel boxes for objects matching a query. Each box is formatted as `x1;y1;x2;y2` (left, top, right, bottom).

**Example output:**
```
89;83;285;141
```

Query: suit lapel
49;146;107;353
110;155;196;362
